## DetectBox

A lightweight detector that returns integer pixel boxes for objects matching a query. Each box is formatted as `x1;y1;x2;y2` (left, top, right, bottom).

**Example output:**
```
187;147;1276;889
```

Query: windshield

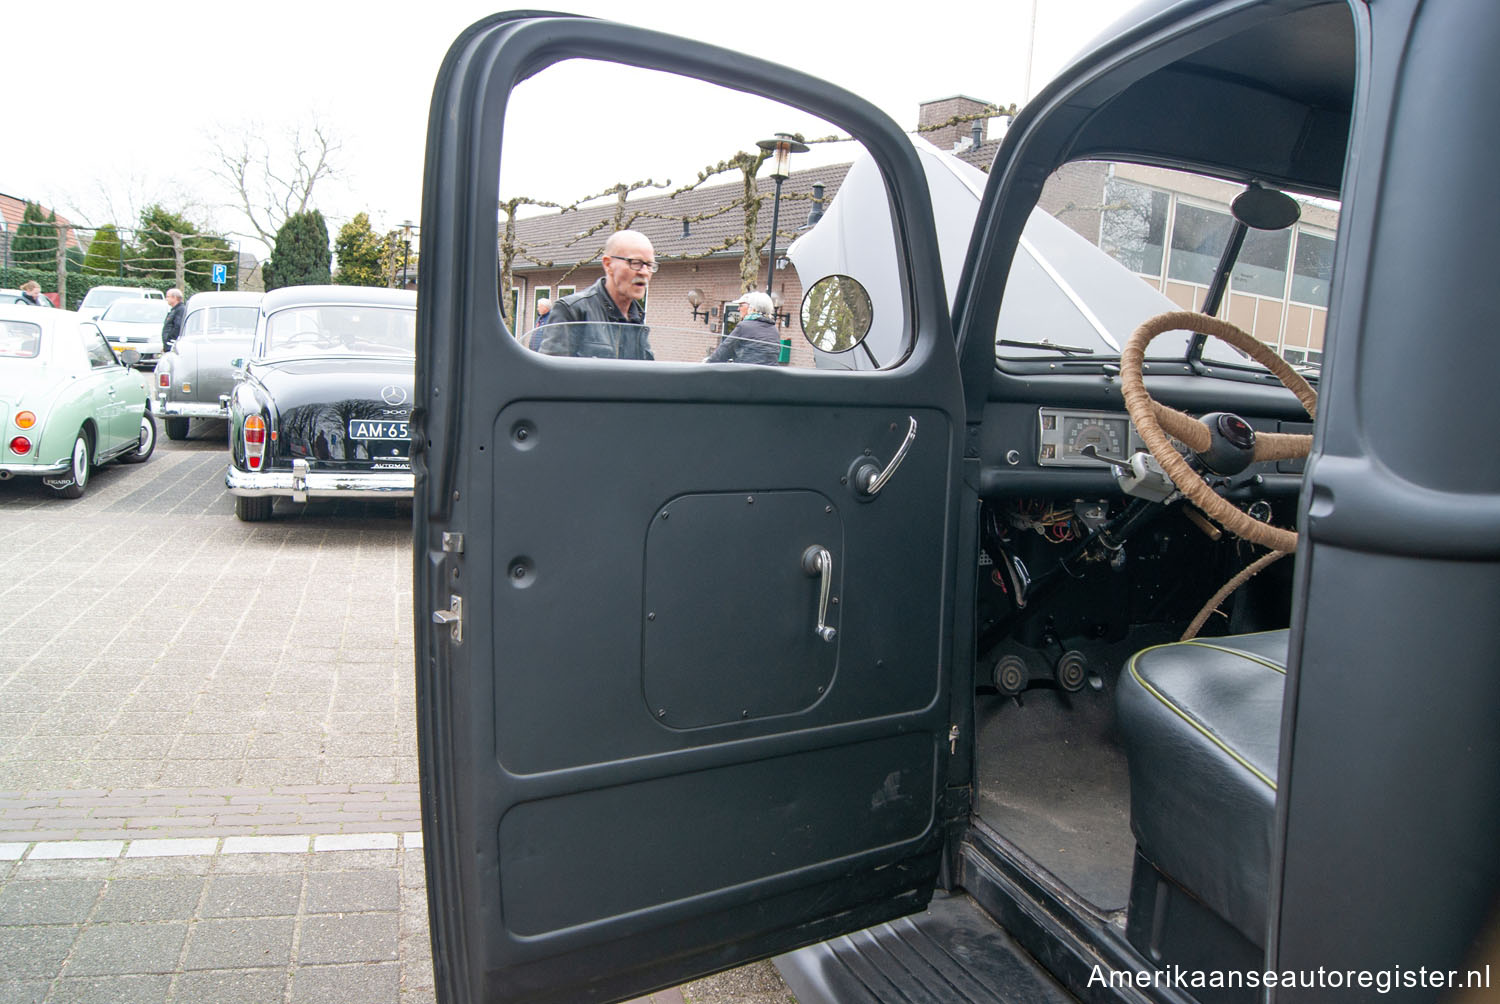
999;160;1338;376
263;305;416;360
100;299;169;323
81;288;142;309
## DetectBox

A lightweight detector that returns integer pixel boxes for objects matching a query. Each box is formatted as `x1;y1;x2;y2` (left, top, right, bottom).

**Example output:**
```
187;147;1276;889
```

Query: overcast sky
8;0;1140;257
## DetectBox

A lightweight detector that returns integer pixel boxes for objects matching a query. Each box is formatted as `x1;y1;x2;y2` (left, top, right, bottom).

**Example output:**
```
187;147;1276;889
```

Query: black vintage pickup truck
412;3;1500;1002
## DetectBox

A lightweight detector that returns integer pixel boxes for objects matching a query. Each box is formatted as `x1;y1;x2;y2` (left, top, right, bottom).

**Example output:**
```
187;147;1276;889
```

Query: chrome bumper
226;459;414;502
0;459;71;478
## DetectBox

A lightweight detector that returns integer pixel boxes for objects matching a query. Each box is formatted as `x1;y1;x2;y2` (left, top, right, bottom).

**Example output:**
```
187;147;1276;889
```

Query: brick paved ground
0;427;794;1004
0;842;429;1004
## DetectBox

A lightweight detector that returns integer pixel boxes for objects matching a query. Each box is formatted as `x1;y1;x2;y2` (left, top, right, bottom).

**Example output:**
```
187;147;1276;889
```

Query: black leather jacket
161;301;185;349
538;278;653;360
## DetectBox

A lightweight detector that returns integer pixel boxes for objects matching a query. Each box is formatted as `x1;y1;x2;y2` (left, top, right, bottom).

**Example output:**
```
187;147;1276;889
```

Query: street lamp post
756;133;809;296
400;221;414;289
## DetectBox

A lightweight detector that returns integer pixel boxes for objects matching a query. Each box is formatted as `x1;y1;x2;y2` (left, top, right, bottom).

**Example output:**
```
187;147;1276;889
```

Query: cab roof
1034;0;1355;196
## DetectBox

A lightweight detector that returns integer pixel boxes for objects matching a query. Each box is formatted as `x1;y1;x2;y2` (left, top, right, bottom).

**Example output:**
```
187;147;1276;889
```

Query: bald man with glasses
538;230;656;360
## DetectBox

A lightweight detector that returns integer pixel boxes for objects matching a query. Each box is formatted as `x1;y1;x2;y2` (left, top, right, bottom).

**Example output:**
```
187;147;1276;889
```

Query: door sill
774;889;1074;1004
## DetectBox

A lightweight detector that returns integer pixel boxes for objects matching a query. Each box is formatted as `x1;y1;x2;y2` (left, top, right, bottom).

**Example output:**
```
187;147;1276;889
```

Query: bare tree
209;118;343;249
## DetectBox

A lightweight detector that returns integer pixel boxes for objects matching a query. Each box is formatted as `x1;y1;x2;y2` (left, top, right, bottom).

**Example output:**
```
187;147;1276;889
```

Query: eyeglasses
610;256;659;273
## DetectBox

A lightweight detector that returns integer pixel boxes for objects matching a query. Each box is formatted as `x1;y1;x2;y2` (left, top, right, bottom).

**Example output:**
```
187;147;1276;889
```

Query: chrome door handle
855;416;917;496
800;545;836;642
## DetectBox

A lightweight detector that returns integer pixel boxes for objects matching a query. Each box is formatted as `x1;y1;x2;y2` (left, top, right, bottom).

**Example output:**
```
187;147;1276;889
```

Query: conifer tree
263;210;331;290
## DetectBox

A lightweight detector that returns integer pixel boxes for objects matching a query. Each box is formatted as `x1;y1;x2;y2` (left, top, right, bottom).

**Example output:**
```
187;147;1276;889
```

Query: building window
532;286;550;329
1101;178;1168;278
1167;203;1233;286
1231;226;1291;299
1290;230;1334;306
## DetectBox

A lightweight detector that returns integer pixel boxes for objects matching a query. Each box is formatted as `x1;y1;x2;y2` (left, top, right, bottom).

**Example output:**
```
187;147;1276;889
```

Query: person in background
705;291;779;365
539;230;655;360
527;297;552;351
161;288;185;352
18;281;46;307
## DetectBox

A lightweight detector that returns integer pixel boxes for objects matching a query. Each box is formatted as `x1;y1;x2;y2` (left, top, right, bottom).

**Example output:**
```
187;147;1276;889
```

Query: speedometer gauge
1063;417;1126;460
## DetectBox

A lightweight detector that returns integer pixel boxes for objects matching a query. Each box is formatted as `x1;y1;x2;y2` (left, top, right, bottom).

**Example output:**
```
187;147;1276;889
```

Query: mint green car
0;305;155;498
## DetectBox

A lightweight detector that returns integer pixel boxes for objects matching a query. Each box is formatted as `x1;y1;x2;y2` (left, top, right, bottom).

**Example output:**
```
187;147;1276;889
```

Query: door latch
852;416;917;496
432;594;463;645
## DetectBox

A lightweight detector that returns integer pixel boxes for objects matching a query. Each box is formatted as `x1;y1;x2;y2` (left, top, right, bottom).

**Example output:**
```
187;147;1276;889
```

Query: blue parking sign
212;263;227;285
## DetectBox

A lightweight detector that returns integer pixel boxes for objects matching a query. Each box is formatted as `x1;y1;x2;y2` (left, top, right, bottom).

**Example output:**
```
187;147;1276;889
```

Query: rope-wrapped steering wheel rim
1120;311;1315;553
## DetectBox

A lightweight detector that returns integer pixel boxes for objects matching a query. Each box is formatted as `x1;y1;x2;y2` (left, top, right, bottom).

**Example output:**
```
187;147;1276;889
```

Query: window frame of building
532;286;551;330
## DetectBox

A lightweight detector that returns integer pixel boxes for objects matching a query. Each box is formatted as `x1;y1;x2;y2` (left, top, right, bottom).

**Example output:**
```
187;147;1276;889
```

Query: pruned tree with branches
209;119;342;251
490;103;1020;310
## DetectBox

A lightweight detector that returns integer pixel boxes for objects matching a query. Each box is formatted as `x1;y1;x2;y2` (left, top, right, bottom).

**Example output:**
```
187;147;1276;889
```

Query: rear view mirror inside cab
497;59;910;369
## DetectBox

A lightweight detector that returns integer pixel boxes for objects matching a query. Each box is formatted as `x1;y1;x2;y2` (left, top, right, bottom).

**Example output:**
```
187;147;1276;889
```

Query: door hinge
948;724;960;755
441;532;464;553
432;594;463;645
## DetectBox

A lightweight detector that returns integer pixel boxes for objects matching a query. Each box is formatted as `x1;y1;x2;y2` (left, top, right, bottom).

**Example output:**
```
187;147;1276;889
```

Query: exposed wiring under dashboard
1003;499;1082;543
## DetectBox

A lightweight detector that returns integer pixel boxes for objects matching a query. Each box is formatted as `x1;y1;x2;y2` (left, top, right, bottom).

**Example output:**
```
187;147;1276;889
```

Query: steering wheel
1120;311;1316;552
283;329;338;349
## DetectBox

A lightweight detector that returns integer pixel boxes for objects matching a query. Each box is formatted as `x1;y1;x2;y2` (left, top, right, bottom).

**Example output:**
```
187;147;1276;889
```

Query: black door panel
488;401;953;775
498;732;938;941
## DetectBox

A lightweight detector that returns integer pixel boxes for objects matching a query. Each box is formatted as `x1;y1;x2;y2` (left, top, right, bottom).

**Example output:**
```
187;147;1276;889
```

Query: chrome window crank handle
857;416;917;495
800;545;837;643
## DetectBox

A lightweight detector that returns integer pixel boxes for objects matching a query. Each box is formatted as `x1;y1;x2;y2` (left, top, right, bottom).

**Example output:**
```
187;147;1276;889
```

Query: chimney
807;183;826;227
917;96;993;153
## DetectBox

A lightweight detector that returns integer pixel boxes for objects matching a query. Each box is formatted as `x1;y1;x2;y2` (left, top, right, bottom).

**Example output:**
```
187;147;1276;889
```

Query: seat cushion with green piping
1116;629;1287;947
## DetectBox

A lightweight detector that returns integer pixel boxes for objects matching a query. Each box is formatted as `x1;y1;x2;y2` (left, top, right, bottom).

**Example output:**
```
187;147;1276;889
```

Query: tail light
157;370;170;388
8;436;31;455
244;415;267;471
14;411;36;429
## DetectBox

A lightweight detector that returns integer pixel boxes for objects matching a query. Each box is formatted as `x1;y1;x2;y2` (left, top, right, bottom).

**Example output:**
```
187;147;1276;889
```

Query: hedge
0;268;198;310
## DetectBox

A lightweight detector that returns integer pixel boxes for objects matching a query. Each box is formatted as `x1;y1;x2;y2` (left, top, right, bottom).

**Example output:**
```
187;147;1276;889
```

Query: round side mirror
800;275;873;353
119;348;141;367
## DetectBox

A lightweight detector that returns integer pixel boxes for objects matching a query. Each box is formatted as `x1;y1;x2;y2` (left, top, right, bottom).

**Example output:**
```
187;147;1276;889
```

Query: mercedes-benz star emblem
380;385;408;406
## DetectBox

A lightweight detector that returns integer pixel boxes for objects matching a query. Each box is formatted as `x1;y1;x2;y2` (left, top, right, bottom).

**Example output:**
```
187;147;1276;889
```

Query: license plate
349;419;409;440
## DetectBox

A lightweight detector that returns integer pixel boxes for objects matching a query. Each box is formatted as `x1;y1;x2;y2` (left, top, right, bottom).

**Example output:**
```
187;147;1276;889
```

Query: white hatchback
76;285;164;322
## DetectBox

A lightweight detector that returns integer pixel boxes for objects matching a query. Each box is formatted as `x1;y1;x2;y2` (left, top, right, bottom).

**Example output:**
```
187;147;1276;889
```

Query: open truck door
413;13;967;1003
